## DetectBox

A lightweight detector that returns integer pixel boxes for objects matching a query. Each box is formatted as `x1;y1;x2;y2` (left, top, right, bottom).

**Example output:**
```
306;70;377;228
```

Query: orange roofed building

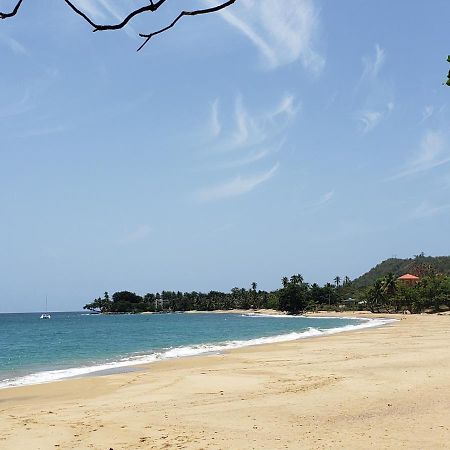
397;273;420;285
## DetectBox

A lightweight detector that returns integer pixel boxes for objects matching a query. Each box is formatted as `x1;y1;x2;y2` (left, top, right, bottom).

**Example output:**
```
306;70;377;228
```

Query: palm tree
367;279;385;312
250;282;258;308
334;276;341;287
282;277;289;288
289;274;304;285
343;276;351;286
382;273;397;296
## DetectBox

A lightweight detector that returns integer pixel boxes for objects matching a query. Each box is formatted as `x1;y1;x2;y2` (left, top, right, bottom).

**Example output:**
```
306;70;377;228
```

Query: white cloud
361;44;385;82
227;94;295;150
74;0;136;36
421;105;434;123
355;45;394;132
119;225;151;243
356;102;393;132
270;94;298;120
213;0;324;71
197;95;295;200
210;99;221;137
75;0;106;20
232;95;254;147
411;201;450;220
96;0;126;24
0;33;27;55
317;190;335;206
302;190;335;212
390;129;450;179
217;149;271;169
357;110;383;133
196;163;279;202
0;89;33;119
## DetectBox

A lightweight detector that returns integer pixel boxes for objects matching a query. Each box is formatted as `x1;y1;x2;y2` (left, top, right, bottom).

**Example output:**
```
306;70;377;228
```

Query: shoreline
1;314;450;448
0;312;394;390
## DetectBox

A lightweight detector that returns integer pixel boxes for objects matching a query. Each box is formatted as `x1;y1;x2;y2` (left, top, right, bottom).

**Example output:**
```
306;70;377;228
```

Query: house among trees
397;273;420;285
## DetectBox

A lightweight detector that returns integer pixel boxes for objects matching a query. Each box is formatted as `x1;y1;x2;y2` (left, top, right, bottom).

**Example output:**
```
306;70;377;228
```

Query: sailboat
40;296;51;319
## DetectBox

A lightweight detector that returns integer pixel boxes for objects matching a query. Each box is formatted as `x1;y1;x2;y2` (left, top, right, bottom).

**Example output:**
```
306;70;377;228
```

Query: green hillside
352;255;450;288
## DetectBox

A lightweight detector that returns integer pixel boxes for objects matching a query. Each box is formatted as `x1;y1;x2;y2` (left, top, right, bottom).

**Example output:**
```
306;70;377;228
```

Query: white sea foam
0;316;396;389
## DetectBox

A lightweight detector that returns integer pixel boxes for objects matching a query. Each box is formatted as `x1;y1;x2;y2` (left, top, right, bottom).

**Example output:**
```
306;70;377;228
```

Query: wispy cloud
270;94;298;120
356;102;393;133
316;190;335;206
210;98;221;138
360;44;385;84
207;94;299;162
355;44;394;132
75;0;106;20
0;68;61;120
196;94;295;201
196;163;279;202
421;105;434;123
390;129;450;180
217;149;271;169
75;0;136;36
0;33;27;55
119;224;151;244
302;190;335;212
211;93;296;154
232;95;256;147
411;201;450;220
96;0;127;26
0;89;33;119
213;0;324;71
357;110;383;133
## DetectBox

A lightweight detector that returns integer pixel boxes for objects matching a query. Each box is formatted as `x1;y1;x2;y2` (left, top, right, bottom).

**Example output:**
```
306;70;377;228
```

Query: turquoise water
0;312;391;388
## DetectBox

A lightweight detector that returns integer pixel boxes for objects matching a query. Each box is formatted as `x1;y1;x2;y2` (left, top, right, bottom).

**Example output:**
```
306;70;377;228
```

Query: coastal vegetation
351;254;450;288
84;255;450;315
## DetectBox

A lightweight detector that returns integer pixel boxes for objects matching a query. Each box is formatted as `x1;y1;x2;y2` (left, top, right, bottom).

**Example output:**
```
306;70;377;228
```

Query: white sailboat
40;296;51;319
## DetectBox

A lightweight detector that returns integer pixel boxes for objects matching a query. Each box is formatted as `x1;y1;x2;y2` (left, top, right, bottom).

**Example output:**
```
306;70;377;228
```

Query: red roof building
397;273;420;284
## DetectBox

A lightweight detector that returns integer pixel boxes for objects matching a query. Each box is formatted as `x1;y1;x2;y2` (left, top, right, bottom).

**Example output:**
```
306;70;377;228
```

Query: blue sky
0;0;449;312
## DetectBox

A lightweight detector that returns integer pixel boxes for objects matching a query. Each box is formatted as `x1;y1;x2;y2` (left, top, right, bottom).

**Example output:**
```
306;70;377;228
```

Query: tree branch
138;0;237;51
1;0;238;51
0;0;23;19
62;0;168;32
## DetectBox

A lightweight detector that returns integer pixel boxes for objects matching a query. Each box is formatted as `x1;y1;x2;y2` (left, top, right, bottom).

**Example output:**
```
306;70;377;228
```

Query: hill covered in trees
352;254;450;288
84;254;450;315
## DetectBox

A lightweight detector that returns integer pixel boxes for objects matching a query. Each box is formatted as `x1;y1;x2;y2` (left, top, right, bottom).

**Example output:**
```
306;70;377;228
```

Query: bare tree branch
1;0;238;51
138;0;237;51
62;0;168;32
0;0;23;19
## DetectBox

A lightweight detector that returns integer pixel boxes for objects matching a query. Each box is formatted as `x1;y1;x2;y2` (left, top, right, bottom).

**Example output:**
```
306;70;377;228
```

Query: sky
0;0;449;312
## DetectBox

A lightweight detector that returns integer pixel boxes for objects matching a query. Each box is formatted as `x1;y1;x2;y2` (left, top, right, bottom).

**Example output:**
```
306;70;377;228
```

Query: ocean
0;312;393;388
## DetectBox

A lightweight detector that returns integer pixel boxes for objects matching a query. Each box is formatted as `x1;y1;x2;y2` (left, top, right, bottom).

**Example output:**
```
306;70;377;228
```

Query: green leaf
447;79;450;86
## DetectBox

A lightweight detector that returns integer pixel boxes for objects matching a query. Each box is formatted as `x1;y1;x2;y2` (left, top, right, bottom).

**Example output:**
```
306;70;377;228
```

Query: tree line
364;273;450;313
84;273;356;315
84;268;450;315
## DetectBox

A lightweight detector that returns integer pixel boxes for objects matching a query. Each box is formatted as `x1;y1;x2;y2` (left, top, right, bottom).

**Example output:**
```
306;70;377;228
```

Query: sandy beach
1;313;450;449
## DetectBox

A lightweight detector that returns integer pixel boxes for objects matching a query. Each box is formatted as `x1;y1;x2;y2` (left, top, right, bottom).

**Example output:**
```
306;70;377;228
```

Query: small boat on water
40;296;51;319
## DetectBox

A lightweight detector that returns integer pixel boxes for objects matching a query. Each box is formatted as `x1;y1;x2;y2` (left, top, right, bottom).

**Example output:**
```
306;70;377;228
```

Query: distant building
397;273;420;285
